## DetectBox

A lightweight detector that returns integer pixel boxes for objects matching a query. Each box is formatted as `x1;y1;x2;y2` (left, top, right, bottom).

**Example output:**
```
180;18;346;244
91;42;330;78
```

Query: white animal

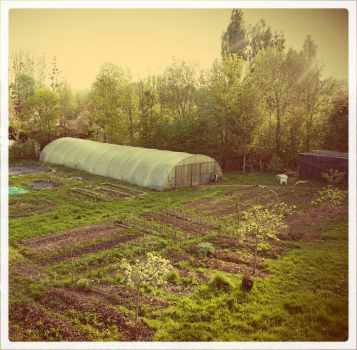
276;174;288;185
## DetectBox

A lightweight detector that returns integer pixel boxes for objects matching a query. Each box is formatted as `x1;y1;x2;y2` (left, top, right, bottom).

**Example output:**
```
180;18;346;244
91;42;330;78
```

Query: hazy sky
9;8;348;91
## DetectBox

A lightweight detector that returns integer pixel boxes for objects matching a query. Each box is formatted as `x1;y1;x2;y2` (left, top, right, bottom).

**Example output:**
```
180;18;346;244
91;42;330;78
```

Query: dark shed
297;150;348;184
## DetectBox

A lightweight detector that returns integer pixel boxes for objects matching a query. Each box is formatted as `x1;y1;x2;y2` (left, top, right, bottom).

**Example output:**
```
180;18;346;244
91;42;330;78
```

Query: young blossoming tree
243;203;294;275
120;253;172;340
310;185;346;236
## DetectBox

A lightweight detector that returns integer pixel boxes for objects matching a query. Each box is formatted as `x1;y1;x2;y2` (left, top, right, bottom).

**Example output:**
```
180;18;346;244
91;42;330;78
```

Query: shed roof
299;150;348;159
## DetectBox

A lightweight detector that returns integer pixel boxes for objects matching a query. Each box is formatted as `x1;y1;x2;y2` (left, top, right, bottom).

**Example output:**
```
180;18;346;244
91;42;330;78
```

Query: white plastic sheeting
40;137;222;191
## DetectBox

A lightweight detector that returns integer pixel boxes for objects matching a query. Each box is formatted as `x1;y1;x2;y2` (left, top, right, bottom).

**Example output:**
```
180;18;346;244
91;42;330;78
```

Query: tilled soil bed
224;186;259;197
183;197;215;208
89;280;169;313
141;212;209;235
39;234;139;265
276;205;348;241
209;237;284;258
9;198;58;219
192;257;267;278
71;187;112;201
21;222;126;254
212;191;295;217
9;301;89;341
89;185;132;198
199;200;234;212
178;268;210;283
41;286;155;341
28;180;63;189
9;163;52;177
166;251;191;262
10;262;49;282
101;183;146;195
184;244;265;267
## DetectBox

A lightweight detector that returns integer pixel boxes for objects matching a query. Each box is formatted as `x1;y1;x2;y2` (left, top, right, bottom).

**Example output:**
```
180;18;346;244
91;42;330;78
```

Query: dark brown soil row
182;197;215;208
90;280;169;312
101;183;146;195
213;191;295;217
10;262;49;281
192;257;267;278
177;269;210;283
41;286;155;341
141;212;209;235
224;186;258;197
9;301;89;341
183;244;265;267
89;185;132;198
39;235;139;265
275;205;348;241
198;200;234;212
122;218;168;235
166;251;191;261
209;237;284;258
161;209;218;229
71;187;112;200
22;222;125;254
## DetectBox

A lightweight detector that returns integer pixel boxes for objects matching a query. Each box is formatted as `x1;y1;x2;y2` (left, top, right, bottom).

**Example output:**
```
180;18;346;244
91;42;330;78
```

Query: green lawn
8;160;349;342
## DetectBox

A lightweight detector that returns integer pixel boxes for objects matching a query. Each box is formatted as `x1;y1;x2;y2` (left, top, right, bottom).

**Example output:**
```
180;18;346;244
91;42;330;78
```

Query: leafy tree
253;46;303;158
221;9;247;59
221;10;285;63
88;62;137;145
88;62;125;143
310;186;346;236
9;74;36;100
296;36;336;152
56;81;76;136
201;55;247;168
117;69;138;146
243;204;293;275
19;87;61;149
157;57;198;121
137;76;162;147
120;253;172;340
321;89;348;152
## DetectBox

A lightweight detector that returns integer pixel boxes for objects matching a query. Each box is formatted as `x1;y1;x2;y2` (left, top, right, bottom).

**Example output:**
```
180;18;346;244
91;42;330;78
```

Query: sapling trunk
253;235;258;276
321;214;327;237
134;282;141;341
236;200;240;228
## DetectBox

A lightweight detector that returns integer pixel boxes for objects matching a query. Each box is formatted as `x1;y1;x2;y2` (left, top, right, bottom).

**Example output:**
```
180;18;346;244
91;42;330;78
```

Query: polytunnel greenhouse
40;137;223;191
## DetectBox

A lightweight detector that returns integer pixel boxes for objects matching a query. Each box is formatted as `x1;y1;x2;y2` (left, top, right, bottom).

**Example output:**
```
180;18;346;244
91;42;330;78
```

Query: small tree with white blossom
120;253;173;340
243;203;294;275
310;185;346;236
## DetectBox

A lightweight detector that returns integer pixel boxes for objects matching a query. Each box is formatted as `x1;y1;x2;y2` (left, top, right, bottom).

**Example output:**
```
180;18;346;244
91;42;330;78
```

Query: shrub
29;283;46;300
72;278;93;291
322;169;345;185
166;270;181;285
115;273;125;283
198;242;215;257
9;139;38;163
207;272;235;293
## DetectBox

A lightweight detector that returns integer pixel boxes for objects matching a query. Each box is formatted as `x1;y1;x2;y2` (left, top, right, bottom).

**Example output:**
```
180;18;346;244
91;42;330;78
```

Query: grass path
153;219;349;341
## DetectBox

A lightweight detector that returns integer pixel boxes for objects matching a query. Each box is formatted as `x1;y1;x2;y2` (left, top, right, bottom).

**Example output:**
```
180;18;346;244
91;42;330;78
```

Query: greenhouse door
175;162;217;188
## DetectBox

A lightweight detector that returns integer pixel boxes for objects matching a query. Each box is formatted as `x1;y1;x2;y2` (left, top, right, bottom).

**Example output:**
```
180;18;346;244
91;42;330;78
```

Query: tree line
9;9;348;171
